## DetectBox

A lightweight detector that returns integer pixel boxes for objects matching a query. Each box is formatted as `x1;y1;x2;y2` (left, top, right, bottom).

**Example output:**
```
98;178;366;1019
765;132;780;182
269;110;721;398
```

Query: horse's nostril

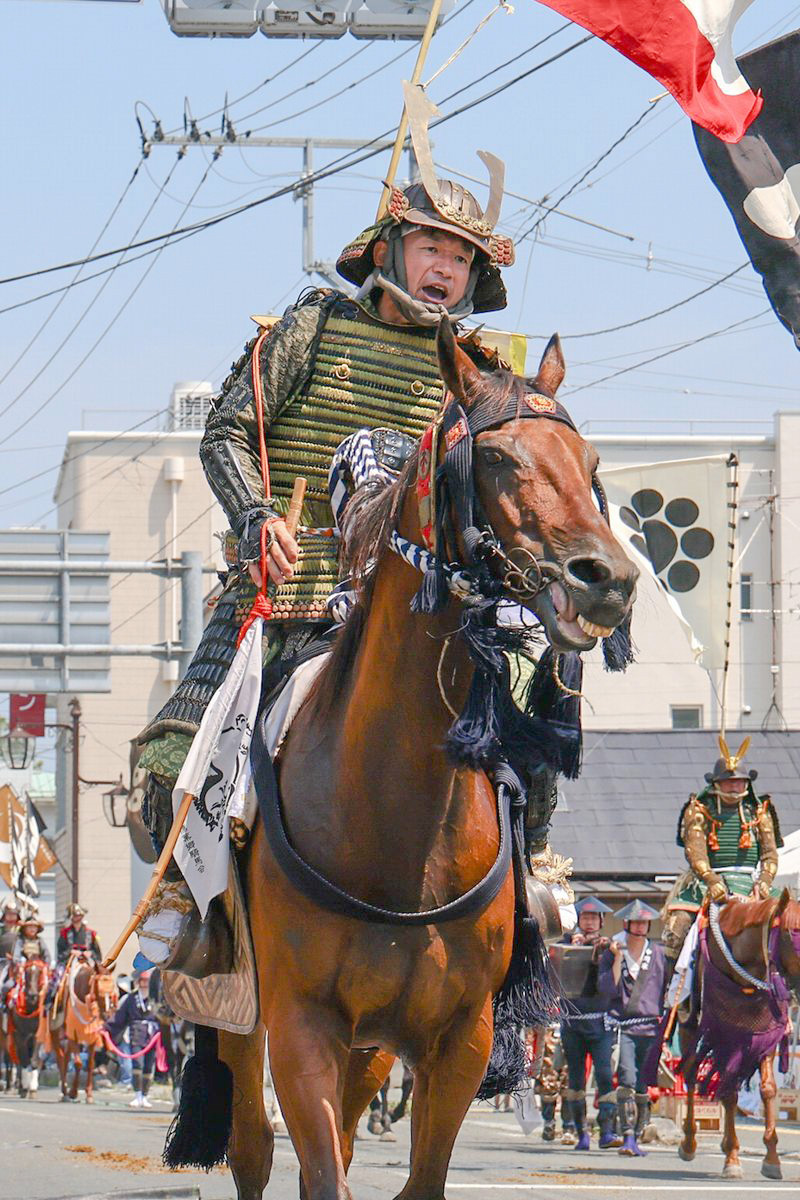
565;556;613;588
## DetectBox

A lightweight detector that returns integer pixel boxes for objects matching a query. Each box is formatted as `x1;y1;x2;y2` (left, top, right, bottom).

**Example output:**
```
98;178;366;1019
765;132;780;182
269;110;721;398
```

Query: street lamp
102;777;130;828
0;726;35;770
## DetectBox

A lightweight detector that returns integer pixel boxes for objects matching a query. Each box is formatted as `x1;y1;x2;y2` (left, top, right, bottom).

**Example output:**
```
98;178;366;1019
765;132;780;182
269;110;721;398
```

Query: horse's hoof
678;1144;696;1162
380;1130;397;1142
722;1163;744;1180
85;1096;94;1105
761;1162;783;1181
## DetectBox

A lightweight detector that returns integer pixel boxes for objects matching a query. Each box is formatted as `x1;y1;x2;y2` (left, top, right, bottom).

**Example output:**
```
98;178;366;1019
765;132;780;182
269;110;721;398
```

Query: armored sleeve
682;795;726;899
756;796;779;889
199;298;333;533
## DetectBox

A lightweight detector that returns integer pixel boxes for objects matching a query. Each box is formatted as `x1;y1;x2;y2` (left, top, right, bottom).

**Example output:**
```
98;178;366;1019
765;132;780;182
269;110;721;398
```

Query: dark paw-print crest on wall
619;490;714;593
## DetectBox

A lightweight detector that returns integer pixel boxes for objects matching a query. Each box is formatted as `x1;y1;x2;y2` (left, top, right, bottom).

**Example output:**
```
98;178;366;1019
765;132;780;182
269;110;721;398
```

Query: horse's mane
308;366;527;722
718;894;800;935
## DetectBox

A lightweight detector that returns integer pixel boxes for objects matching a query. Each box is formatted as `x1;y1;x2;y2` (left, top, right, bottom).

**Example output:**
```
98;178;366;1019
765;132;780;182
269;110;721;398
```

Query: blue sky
2;0;799;529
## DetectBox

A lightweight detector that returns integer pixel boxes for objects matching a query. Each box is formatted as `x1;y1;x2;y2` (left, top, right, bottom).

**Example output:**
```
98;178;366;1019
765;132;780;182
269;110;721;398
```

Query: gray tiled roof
552;730;800;877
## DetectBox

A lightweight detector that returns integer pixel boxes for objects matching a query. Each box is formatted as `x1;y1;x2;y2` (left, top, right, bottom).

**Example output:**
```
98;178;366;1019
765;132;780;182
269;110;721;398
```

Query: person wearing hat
662;736;781;969
132;85;517;974
105;967;160;1108
57;902;101;966
597;899;667;1157
558;896;621;1151
11;912;50;965
0;896;20;958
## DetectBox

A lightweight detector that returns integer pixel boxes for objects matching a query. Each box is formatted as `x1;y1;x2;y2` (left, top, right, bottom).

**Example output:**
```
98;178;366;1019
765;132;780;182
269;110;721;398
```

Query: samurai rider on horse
123;86;637;1200
133;94;568;975
661;736;781;976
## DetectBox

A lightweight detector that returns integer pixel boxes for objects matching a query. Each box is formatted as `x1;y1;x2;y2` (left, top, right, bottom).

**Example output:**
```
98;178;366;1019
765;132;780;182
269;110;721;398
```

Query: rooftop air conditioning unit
350;0;454;40
170;381;215;431
163;0;259;37
260;0;351;38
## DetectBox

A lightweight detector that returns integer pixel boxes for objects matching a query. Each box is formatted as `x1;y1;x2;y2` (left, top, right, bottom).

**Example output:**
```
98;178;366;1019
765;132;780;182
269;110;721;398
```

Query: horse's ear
436;314;481;401
775;888;792;921
534;333;565;397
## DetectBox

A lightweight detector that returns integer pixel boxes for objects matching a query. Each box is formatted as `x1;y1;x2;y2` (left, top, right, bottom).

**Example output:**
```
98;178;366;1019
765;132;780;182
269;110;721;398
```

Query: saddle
162;638;333;1035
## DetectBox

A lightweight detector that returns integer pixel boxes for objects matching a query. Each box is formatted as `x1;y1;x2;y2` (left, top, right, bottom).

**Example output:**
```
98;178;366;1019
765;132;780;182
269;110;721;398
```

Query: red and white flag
535;0;762;142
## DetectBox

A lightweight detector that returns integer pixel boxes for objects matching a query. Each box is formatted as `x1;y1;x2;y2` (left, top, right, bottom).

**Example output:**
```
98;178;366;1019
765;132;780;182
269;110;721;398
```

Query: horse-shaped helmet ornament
174;325;637;1200
678;893;800;1180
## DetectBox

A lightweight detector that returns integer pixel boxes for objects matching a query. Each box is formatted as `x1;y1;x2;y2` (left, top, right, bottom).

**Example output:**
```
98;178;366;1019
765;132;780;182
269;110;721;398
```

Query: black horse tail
163;1023;232;1170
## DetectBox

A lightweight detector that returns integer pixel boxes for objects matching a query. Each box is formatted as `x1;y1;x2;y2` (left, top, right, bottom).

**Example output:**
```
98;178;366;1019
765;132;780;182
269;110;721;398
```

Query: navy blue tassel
602;611;634;672
410;563;449;614
477;914;561;1099
163;1025;232;1170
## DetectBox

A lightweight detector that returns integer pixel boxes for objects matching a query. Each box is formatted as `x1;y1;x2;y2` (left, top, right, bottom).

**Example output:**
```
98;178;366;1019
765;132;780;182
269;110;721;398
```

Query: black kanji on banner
694;30;800;349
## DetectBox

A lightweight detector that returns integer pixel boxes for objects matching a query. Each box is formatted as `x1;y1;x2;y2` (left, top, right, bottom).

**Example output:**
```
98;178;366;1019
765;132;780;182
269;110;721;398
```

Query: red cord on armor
237;327;278;644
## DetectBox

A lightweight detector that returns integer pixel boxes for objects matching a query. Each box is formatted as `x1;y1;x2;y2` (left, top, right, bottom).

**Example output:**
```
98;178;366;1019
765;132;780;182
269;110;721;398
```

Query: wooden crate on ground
656;1093;722;1131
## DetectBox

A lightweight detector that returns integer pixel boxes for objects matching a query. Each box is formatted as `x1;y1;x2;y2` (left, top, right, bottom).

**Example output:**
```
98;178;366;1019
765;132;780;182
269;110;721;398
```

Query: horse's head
435;321;637;651
92;965;119;1018
776;894;800;995
19;958;47;1014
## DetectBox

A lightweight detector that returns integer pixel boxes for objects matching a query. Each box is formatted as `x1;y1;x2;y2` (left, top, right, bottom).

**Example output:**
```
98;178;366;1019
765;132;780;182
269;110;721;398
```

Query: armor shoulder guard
759;794;783;848
676;796;698;847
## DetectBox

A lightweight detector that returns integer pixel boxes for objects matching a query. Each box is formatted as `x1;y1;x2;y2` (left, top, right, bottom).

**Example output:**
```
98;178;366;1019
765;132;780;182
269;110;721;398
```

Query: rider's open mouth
420;284;448;303
534;581;616;650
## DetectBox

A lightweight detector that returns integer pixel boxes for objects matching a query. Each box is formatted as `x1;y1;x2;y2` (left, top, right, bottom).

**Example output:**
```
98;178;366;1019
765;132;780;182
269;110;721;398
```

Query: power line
524;263;750;340
0;157;214;448
0;158;144;389
0;33;592;290
517;101;661;244
565;309;773;396
0;152;184;424
157;42;324;135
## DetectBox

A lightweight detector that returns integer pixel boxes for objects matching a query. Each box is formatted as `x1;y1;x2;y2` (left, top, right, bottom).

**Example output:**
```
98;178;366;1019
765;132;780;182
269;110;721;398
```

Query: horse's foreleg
268;1002;352;1200
219;1024;273;1200
85;1044;95;1104
340;1049;395;1169
760;1053;782;1180
720;1093;742;1179
68;1041;80;1100
395;999;493;1200
678;1084;697;1161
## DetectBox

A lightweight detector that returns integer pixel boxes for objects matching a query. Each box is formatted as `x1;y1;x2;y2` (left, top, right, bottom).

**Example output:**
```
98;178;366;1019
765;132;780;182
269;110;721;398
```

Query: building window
671;706;702;730
740;573;753;622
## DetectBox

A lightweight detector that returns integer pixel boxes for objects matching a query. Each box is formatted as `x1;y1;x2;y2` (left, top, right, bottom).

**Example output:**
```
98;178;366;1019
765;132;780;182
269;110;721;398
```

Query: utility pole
143;131;395;290
69;697;81;905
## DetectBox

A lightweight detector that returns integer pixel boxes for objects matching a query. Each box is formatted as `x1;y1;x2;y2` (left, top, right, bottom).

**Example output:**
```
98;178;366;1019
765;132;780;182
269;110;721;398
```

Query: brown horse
50;951;118;1103
678;893;800;1180
182;325;636;1200
5;957;48;1097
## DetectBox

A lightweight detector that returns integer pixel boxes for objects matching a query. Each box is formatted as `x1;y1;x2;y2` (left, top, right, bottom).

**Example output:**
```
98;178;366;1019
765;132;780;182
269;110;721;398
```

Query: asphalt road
2;1085;800;1200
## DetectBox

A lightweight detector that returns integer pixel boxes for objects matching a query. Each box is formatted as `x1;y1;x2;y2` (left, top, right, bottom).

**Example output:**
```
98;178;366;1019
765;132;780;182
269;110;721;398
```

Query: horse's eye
481;449;504;466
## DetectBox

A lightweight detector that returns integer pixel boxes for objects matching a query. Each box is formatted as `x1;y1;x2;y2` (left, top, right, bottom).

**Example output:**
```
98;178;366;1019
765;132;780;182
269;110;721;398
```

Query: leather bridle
416;380;609;607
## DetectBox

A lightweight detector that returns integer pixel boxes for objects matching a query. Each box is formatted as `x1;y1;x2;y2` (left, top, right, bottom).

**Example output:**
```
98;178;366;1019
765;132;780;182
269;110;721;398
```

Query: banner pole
719;453;739;738
376;0;444;221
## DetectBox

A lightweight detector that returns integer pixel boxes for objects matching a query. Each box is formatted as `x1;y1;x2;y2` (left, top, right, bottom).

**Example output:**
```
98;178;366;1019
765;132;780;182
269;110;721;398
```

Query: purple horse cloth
680;926;789;1099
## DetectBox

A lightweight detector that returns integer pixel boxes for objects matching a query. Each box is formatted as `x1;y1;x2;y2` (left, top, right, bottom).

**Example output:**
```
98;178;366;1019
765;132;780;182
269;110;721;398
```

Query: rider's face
401;229;474;309
2;912;18;928
716;778;747;803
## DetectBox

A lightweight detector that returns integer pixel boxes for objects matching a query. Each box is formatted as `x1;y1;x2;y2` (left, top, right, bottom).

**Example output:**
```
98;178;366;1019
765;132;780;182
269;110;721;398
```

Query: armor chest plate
265;315;445;619
708;802;760;869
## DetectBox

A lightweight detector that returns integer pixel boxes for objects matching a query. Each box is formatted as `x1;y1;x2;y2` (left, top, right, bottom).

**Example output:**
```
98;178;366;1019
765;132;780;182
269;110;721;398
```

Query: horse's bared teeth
576;614;614;638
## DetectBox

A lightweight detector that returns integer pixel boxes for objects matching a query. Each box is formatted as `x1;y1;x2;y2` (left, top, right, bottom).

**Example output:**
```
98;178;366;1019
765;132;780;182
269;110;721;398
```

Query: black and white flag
694;29;800;348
